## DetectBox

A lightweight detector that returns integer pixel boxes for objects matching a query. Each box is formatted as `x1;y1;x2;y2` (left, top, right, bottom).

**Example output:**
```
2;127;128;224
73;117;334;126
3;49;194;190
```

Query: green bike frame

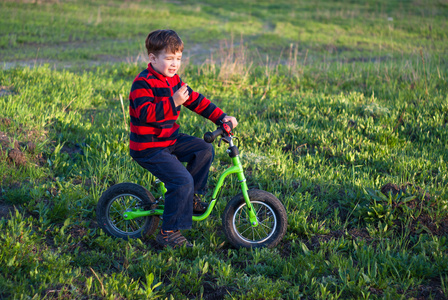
123;151;259;227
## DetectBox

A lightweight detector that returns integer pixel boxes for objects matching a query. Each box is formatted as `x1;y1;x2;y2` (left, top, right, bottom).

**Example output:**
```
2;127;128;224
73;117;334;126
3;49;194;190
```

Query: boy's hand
222;116;238;129
173;84;190;107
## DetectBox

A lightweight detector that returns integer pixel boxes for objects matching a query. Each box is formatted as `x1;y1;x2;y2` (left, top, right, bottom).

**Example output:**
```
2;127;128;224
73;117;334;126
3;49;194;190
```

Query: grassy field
1;0;448;299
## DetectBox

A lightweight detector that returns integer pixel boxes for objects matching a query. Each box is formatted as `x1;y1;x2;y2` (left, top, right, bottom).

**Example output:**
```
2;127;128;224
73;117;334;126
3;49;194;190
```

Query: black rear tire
96;183;159;240
222;189;287;248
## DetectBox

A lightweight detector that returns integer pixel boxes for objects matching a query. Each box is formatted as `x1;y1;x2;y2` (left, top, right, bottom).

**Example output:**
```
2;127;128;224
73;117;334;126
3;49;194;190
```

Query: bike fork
232;156;258;227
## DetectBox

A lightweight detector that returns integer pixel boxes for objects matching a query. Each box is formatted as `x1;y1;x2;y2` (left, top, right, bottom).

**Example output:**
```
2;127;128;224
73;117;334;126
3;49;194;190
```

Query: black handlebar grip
203;121;233;143
204;128;223;143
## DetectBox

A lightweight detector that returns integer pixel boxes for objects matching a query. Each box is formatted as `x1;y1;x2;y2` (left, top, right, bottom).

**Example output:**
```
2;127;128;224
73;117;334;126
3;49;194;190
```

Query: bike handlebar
204;121;233;143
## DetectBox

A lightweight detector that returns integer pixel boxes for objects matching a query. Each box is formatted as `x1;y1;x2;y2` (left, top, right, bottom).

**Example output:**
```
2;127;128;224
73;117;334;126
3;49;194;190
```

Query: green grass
1;0;448;299
1;0;447;64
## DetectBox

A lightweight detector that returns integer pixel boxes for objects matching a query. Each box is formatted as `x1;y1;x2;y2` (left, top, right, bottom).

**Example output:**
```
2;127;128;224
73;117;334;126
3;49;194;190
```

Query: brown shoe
156;230;193;248
193;194;207;214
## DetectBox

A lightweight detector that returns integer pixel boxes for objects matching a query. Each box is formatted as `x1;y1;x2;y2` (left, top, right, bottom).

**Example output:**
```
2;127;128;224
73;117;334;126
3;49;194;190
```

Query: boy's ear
148;53;156;63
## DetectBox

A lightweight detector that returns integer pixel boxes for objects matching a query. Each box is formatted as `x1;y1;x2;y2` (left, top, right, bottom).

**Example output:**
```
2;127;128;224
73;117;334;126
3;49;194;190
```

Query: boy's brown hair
145;29;184;56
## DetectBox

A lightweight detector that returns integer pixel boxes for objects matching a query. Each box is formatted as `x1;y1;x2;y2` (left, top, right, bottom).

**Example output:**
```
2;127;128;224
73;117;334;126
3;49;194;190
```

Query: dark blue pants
133;134;214;231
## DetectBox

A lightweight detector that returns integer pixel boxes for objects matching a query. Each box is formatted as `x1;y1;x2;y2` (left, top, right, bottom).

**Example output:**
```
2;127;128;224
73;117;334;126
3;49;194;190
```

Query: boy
129;29;238;248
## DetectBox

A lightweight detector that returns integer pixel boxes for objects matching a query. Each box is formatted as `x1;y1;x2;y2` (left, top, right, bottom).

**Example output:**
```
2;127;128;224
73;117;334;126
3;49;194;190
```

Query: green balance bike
96;122;287;248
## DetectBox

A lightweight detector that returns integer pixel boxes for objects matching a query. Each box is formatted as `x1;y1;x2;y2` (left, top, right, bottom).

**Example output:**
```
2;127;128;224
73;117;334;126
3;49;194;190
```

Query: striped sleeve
178;82;226;124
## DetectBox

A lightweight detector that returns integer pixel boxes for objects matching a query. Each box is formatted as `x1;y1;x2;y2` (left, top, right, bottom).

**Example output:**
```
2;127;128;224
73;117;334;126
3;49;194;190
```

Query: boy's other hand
173;84;190;107
222;116;238;129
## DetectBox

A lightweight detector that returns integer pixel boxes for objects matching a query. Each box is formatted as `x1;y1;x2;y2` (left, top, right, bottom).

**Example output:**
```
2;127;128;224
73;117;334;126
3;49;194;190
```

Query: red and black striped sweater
129;63;226;157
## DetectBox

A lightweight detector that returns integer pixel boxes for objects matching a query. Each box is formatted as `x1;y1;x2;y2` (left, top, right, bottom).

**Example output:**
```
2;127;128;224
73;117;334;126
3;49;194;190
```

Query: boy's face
149;49;182;77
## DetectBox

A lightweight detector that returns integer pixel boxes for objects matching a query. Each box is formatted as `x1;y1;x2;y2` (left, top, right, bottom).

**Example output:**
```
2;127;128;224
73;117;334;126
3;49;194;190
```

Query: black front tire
222;189;287;248
96;183;159;240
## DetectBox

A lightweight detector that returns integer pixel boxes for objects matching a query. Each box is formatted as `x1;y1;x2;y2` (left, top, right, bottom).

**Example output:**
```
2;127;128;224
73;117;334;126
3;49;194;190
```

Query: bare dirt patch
381;182;431;206
0;118;44;166
279;240;292;258
41;284;74;299
414;214;448;236
7;148;26;166
0;130;19;149
25;141;36;153
0;117;12;126
0;131;28;166
0;129;26;165
65;225;90;252
348;227;370;239
0;203;16;219
409;277;447;300
203;283;233;300
296;228;374;254
304;230;346;251
60;144;84;157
